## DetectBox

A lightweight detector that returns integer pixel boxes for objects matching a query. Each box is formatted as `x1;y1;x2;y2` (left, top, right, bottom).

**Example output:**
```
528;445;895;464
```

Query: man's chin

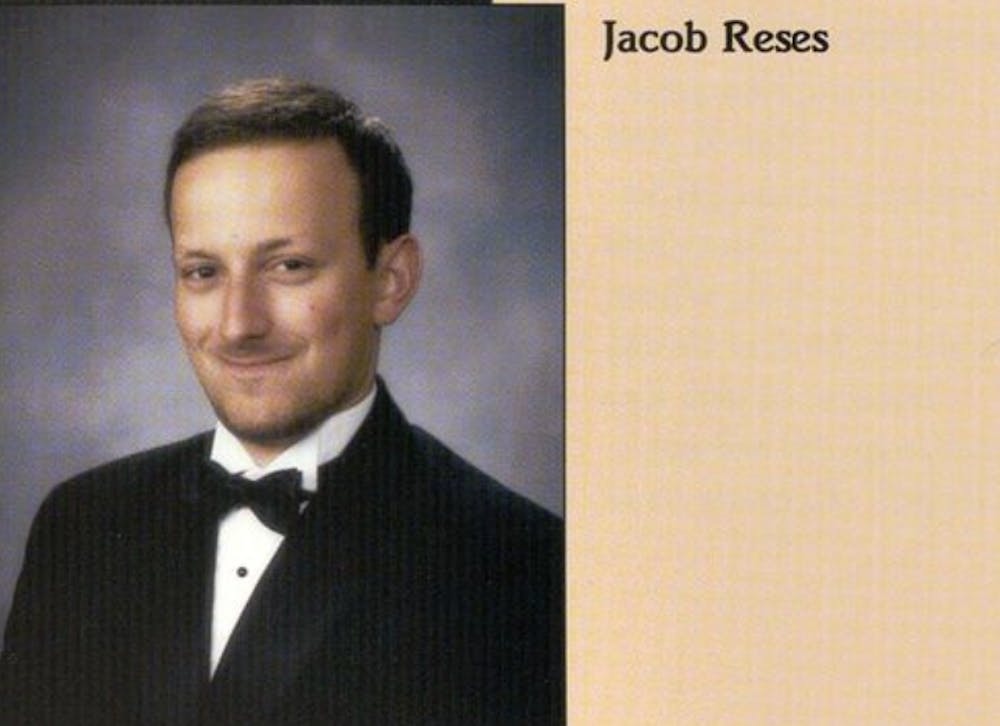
212;402;327;452
203;383;371;454
226;417;312;442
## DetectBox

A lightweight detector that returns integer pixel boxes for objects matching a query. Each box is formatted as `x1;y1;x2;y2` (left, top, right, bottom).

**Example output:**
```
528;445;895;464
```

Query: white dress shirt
207;387;375;674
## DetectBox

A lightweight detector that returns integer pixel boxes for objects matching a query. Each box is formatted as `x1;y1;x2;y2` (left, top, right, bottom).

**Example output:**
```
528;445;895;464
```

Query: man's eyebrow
173;246;218;261
173;237;297;260
257;237;295;253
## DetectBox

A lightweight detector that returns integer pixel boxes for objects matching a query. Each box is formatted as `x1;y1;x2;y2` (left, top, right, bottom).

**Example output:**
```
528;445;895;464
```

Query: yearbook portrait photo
0;6;563;723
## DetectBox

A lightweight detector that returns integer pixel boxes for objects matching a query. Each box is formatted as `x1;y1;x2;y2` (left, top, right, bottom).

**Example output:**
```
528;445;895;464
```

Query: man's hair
164;78;413;267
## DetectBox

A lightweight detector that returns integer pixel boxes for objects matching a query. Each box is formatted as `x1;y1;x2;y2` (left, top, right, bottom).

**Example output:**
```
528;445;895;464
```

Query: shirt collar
209;385;377;492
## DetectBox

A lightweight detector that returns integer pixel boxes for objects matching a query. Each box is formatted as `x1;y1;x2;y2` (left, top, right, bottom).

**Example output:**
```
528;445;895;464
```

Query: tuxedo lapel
132;436;218;726
202;387;413;723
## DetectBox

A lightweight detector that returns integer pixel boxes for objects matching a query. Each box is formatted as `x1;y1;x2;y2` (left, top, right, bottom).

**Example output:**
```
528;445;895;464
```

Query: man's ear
373;233;422;326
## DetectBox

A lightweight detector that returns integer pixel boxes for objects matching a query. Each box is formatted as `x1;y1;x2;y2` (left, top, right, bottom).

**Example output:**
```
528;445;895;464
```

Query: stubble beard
189;333;380;456
210;390;336;452
197;361;376;456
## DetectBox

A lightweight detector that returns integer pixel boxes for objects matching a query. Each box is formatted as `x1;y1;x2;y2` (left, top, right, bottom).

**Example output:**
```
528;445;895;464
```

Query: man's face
171;140;383;462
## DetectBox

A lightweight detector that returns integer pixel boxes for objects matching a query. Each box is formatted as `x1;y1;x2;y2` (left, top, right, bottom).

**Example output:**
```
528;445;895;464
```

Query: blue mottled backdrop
0;6;563;627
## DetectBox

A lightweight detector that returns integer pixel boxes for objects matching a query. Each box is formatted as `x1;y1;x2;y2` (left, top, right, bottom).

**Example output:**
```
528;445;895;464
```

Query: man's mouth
215;353;294;375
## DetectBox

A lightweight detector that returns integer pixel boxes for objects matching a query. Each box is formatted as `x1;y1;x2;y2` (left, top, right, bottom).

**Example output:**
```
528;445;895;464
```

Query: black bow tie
202;461;311;534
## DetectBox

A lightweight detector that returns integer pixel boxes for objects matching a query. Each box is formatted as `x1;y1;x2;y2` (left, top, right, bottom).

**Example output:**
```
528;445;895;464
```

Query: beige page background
541;0;1000;723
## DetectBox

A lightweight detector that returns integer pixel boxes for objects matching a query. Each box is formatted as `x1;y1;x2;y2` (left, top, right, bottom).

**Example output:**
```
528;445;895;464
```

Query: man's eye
278;259;308;272
183;265;217;280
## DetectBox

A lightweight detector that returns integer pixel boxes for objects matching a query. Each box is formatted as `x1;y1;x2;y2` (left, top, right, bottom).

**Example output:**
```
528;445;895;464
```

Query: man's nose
219;275;271;341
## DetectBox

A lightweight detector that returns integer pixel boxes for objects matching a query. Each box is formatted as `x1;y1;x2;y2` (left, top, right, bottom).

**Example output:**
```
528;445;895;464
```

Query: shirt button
237;567;248;577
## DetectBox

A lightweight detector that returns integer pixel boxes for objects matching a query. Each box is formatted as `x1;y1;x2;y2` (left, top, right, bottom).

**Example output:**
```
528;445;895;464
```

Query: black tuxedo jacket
0;387;563;725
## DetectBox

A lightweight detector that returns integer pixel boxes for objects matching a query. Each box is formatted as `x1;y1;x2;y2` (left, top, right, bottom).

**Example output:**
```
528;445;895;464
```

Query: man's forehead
170;139;362;232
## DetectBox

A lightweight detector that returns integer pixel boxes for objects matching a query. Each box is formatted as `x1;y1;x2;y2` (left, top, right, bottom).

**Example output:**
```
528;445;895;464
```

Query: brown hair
165;78;412;267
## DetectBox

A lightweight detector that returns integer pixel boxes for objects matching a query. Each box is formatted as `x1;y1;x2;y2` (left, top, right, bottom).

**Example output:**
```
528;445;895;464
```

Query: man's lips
214;353;295;374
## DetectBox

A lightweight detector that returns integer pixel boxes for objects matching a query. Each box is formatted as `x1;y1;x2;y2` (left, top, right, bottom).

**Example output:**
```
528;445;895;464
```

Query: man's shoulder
365;383;562;532
402;423;562;539
40;432;212;516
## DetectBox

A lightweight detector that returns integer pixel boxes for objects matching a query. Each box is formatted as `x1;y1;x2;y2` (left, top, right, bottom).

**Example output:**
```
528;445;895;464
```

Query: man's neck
210;385;378;483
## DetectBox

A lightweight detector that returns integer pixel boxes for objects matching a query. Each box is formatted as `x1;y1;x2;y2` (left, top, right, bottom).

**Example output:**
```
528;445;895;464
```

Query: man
0;79;563;725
